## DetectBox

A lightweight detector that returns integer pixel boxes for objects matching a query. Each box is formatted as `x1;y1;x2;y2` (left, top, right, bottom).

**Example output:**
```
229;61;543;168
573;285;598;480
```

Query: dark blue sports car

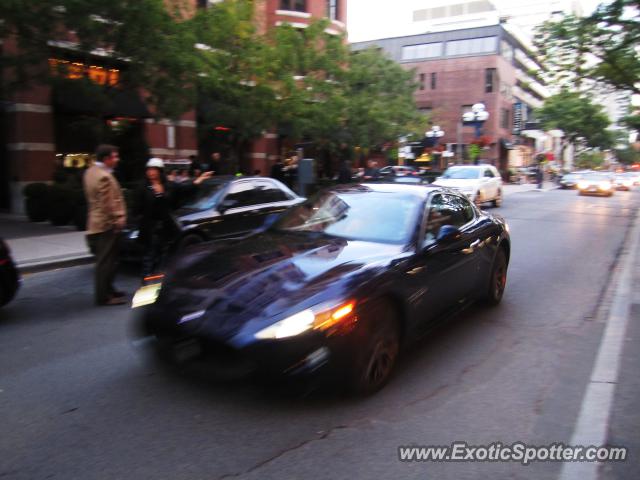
133;183;510;394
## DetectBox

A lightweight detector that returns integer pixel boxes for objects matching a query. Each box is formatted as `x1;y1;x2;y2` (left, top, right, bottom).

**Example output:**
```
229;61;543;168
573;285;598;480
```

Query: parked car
132;183;511;394
0;238;20;307
577;172;615;196
365;175;430;185
378;165;419;177
558;172;581;189
122;176;304;259
433;164;503;207
613;173;634;191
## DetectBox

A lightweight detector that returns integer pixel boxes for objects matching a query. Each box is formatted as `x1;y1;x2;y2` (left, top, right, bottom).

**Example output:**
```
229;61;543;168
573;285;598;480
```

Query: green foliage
534;1;640;94
536;90;612;147
341;48;421;149
2;0;420;164
575;151;605;170
1;0;199;118
614;146;640;165
467;144;481;163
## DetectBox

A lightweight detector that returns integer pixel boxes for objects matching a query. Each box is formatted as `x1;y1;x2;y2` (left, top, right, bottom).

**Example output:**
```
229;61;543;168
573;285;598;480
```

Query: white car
433;165;503;207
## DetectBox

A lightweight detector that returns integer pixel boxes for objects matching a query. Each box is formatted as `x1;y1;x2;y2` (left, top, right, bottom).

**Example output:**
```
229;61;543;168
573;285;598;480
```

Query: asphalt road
1;188;638;480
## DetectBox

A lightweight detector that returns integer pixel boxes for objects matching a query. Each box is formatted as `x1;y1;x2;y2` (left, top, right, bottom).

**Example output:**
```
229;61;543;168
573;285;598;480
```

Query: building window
431;72;437;90
327;0;338;20
445;36;497;56
485;68;496;93
401;42;443;61
501;108;510;129
500;40;514;62
49;58;119;86
280;0;306;12
419;73;425;91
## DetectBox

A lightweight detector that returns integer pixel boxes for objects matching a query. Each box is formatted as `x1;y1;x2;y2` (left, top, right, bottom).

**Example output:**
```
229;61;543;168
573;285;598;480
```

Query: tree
534;1;640;94
536;90;613;163
1;0;200;118
341;48;422;151
189;0;279;172
575;151;605;170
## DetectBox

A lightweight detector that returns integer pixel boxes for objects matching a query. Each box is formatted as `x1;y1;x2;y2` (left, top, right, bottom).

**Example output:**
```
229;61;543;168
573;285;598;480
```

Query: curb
18;254;95;275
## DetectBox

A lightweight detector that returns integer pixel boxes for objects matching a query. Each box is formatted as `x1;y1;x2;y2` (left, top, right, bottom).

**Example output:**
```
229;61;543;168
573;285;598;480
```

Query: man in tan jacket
83;144;127;305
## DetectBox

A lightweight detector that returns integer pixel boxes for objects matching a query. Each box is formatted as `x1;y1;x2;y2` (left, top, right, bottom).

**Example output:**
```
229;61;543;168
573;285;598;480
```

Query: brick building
352;23;549;173
0;0;346;213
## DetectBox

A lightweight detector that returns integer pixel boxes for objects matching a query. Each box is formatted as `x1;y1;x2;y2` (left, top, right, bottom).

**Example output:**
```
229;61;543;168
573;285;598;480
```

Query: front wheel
482;249;507;306
177;234;204;252
350;299;400;395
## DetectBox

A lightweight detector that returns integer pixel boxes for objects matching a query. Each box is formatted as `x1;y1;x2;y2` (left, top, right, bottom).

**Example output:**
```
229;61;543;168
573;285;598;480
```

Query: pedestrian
134;158;212;279
284;155;299;191
270;157;286;183
337;160;352;183
363;159;380;180
83;144;127;306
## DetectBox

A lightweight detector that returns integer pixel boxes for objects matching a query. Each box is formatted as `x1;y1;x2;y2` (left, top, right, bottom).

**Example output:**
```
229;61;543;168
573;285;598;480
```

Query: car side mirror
436;225;461;243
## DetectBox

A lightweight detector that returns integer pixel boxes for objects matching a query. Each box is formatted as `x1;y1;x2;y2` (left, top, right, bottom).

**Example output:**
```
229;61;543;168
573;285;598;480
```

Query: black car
123;176;304;257
0;238;20;307
133;183;510;394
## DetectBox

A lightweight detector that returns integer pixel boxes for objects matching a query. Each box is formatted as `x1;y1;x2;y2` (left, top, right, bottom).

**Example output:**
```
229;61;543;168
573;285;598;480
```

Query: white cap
146;158;164;169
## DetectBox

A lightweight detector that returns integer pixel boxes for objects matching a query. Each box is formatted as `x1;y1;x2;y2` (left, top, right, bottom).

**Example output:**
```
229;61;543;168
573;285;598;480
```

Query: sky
346;0;604;43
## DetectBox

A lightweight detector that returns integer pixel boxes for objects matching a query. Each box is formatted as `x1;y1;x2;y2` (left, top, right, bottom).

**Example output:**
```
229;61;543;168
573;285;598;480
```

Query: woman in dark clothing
134;158;211;278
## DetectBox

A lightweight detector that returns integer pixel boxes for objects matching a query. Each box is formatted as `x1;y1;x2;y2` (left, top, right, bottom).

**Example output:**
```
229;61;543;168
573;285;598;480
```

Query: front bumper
136;311;358;383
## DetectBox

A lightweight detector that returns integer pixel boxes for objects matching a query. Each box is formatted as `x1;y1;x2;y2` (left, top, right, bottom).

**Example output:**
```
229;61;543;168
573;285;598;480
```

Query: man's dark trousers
87;229;120;304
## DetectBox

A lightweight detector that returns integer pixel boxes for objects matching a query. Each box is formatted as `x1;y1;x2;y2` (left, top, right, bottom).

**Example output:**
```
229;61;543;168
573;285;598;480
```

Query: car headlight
131;274;164;309
254;301;356;339
578;181;589;189
129;229;139;240
599;182;611;190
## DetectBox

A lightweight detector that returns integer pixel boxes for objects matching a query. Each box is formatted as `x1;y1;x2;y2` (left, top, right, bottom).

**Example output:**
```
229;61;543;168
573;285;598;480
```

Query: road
1;187;638;480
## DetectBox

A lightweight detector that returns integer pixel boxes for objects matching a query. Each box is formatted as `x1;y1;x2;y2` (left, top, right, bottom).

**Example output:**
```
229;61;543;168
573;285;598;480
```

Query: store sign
513;102;523;135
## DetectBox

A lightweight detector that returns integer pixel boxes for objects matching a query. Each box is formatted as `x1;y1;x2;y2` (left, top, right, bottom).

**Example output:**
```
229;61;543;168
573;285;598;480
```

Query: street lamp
424;125;445;146
459;102;490;164
462;103;490;137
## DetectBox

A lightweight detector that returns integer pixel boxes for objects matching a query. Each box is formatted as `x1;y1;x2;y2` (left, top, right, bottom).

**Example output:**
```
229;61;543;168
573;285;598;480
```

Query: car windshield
274;190;421;244
441;167;481;179
583;173;612;180
181;181;227;211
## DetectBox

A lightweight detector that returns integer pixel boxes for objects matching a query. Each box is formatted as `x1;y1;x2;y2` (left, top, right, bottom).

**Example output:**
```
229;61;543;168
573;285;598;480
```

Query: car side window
484;169;494;178
222;181;257;209
250;179;291;204
423;194;472;247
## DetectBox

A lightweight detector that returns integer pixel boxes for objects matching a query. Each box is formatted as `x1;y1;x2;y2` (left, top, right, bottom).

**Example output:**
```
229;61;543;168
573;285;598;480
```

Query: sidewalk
0;181;556;274
0;213;93;274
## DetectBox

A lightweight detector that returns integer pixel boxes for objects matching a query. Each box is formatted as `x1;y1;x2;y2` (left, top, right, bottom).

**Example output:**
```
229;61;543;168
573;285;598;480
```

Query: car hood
433;178;481;189
152;232;405;340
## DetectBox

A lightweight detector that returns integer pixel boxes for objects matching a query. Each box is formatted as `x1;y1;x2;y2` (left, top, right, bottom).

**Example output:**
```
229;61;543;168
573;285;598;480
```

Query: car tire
177;234;204;252
492;190;502;208
350;298;400;395
482;249;507;306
